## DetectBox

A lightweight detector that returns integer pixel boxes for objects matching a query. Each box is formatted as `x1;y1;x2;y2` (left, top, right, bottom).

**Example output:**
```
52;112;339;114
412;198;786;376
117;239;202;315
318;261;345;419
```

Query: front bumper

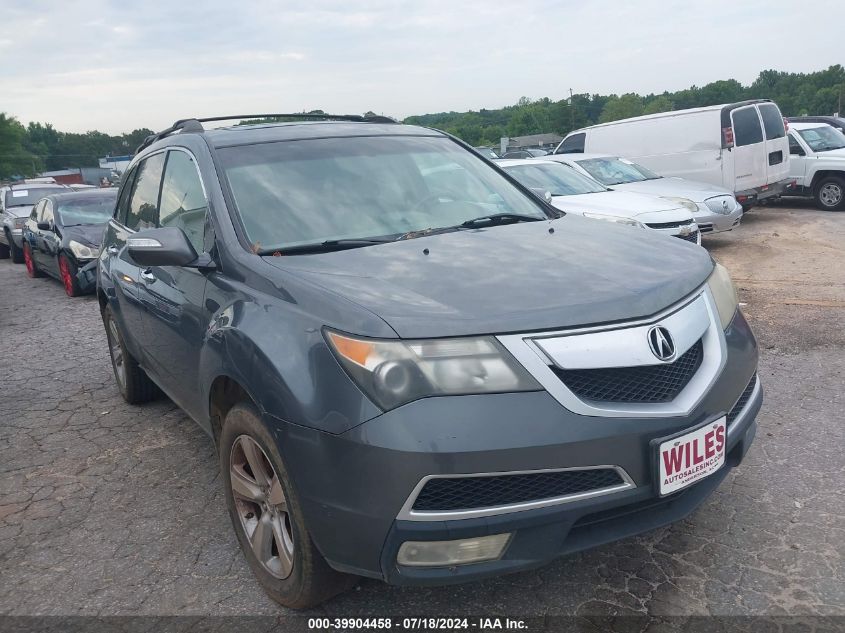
267;309;760;584
695;203;743;234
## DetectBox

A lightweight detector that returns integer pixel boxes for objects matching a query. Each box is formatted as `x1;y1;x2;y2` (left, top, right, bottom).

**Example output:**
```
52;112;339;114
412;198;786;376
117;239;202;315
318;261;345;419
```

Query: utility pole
569;88;575;130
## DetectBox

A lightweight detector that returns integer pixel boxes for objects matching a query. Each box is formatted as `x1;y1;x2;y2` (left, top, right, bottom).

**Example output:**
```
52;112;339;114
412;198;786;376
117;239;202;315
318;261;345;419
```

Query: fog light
397;533;511;567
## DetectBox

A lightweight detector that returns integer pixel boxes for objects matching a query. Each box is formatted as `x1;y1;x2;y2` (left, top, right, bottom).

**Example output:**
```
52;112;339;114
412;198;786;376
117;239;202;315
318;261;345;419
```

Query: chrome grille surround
497;286;727;418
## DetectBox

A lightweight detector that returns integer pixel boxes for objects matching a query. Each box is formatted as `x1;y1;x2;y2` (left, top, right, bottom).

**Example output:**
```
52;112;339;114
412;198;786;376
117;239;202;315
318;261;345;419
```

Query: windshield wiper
459;213;544;229
260;238;391;255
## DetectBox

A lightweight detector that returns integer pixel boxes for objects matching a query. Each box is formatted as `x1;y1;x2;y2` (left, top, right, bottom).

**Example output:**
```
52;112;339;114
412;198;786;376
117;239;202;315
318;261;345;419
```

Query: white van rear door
757;103;790;186
730;106;767;191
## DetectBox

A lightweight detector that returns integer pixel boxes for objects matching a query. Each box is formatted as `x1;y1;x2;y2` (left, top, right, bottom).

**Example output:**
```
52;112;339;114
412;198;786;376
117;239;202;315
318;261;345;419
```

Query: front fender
199;298;382;435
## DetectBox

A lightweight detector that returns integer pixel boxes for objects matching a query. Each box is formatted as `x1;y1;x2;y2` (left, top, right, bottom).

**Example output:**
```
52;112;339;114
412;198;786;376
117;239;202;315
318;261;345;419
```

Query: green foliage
405;65;845;145
0;114;41;179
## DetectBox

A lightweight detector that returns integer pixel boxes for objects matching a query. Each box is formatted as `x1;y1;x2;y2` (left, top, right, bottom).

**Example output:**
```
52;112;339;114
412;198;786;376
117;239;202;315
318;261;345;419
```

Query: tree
643;95;674;115
0;114;41;179
598;94;644;123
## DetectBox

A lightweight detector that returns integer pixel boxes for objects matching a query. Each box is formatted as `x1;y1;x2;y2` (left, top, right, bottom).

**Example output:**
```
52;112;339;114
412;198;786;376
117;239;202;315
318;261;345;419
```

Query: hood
265;215;714;338
610;177;733;202
812;148;845;160
549;190;689;220
63;223;107;247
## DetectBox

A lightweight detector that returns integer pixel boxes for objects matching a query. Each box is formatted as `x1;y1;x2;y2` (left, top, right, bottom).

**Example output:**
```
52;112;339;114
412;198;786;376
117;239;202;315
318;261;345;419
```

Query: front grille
646;219;695;229
727;374;757;426
552;339;703;403
411;468;626;512
677;231;700;244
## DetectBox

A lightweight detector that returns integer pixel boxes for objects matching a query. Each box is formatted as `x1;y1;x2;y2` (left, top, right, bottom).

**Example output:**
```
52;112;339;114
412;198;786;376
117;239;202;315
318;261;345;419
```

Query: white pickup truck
787;122;845;210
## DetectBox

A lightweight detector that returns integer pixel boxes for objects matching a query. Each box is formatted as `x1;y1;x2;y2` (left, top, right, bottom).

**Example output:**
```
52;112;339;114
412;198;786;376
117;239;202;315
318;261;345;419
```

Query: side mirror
37;221;52;230
127;227;199;267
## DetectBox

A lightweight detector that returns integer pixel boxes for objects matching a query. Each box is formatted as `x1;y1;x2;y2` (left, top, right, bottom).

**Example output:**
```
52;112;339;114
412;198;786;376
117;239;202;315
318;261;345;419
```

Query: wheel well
209;376;255;445
811;170;845;190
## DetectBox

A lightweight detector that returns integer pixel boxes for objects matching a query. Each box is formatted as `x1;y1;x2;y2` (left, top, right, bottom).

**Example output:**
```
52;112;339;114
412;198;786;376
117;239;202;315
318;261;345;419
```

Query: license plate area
654;417;726;496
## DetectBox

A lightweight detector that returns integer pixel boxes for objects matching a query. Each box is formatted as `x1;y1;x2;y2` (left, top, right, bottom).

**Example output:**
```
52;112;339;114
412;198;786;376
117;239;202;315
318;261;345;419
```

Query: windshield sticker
12;190;29;197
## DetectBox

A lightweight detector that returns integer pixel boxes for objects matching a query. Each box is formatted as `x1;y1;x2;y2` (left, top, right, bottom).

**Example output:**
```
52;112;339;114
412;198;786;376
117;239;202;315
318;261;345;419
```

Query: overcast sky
1;0;839;134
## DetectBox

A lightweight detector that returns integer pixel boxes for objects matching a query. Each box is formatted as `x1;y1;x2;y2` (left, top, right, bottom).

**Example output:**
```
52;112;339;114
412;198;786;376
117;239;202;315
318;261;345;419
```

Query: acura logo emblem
648;326;675;361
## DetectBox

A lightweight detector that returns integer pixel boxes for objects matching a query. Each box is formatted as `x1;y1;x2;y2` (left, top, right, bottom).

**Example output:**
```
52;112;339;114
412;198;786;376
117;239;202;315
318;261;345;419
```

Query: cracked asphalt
0;204;842;618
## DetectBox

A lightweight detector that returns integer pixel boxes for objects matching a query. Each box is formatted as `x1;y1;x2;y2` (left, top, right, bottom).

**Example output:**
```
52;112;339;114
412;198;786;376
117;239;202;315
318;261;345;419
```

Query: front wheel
23;243;42;278
220;403;355;609
58;253;81;297
814;176;845;211
7;231;24;264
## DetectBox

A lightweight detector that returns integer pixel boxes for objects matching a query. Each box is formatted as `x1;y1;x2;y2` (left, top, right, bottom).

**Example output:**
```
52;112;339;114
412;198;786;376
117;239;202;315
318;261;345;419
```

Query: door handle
107;246;119;255
140;269;156;284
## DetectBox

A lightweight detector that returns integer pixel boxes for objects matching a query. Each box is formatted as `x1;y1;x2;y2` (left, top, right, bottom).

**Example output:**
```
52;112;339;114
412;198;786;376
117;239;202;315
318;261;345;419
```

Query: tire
0;241;9;259
22;243;43;278
220;403;355;609
814;176;845;211
58;253;82;297
101;304;160;404
7;231;24;264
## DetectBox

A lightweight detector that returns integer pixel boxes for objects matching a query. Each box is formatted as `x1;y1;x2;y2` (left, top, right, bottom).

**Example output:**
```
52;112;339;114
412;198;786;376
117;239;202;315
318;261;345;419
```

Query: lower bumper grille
698;223;714;233
551;339;703;403
727;374;757;426
645;219;694;229
677;231;700;244
411;468;626;512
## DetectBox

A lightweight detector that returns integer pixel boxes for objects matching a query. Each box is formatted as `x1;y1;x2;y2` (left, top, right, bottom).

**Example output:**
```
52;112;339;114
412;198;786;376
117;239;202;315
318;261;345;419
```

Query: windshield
798;126;845;152
576;157;661;185
57;196;116;226
503;162;607;196
219;135;548;251
5;187;61;208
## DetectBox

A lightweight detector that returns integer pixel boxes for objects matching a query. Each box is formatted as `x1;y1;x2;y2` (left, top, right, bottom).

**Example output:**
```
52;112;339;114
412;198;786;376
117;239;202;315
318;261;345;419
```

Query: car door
103;153;166;354
37;200;60;276
730;105;767;192
134;148;211;420
757;102;789;186
788;132;809;187
26;200;46;265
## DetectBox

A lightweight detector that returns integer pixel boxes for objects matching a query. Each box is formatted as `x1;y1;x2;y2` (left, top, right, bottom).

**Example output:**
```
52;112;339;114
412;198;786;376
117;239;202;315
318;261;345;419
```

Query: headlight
326;331;540;410
581;213;645;229
707;263;738;329
68;240;99;259
661;197;699;213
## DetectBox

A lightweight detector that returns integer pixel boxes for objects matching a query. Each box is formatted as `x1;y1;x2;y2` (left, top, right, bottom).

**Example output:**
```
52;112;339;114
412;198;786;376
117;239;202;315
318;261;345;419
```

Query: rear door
757;102;789;186
730;105;766;192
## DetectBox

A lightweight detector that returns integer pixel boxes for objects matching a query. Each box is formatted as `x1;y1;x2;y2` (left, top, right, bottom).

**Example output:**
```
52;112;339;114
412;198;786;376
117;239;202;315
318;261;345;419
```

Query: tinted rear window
732;108;764;147
758;104;785;140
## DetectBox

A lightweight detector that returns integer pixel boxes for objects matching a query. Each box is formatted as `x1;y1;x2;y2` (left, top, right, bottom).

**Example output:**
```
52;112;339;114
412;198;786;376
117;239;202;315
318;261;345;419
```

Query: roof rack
135;113;397;153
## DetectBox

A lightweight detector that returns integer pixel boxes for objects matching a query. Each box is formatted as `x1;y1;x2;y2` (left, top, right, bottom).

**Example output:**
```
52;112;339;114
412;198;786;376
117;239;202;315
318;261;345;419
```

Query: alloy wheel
820;183;843;208
230;435;295;579
23;244;35;277
59;257;74;296
107;318;127;391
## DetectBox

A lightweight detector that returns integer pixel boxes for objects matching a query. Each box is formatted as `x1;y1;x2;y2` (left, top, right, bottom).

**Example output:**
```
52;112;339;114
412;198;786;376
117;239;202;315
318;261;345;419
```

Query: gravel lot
0;203;842;619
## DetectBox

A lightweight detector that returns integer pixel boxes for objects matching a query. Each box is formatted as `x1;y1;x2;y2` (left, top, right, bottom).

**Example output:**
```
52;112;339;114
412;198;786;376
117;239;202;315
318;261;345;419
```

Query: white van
556;100;794;209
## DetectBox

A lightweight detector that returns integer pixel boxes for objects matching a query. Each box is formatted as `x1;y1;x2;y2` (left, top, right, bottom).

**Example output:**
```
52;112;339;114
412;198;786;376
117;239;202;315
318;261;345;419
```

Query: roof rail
135;113;397;154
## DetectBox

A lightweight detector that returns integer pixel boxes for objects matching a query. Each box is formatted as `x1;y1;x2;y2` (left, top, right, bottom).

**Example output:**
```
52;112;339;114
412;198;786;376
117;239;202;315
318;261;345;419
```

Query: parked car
97;114;760;608
786;115;845;134
21;189;118;295
556;100;793;210
0;183;67;262
498;159;701;243
786;122;845;210
541;154;743;234
473;146;500;159
501;148;549;159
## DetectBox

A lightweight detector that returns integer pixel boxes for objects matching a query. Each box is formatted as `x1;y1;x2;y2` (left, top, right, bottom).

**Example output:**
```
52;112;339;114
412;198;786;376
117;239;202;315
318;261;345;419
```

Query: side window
115;167;138;226
732;107;764;147
758;104;785;140
158;150;209;252
42;201;54;225
126;153;166;231
788;134;805;156
558;133;585;154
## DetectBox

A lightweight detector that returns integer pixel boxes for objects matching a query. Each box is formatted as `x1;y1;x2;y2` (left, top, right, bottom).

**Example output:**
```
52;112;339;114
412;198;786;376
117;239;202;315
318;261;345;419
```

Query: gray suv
97;114;761;608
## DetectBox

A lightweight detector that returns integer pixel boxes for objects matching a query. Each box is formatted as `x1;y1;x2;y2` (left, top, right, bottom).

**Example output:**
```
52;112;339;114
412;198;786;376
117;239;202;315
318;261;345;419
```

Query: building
499;133;564;154
99;154;133;173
